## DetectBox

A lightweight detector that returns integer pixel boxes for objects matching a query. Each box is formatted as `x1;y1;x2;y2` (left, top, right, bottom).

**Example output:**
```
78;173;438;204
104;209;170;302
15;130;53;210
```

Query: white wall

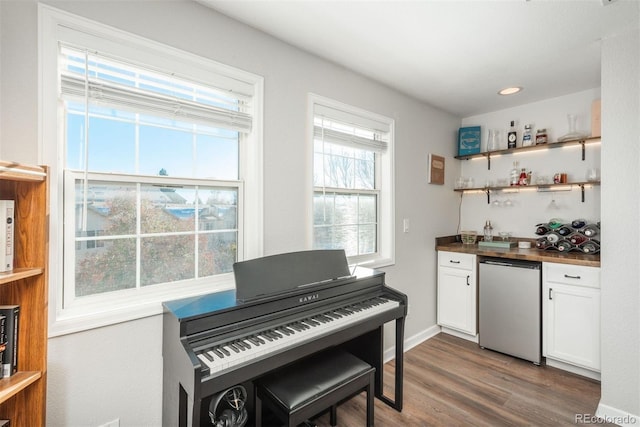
1;1;460;425
460;89;602;238
598;24;640;421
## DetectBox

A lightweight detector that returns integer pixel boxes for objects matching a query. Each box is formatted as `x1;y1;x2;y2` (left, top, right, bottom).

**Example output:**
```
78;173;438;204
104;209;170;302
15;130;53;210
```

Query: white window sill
48;276;235;337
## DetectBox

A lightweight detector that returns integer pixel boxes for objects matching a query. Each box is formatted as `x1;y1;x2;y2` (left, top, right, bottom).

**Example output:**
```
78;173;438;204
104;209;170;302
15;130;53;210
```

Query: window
41;7;263;335
310;94;394;266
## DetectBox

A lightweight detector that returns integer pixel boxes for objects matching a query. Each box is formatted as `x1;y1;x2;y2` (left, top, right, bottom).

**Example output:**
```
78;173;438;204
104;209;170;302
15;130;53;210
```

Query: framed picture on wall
428;153;445;185
458;126;481;156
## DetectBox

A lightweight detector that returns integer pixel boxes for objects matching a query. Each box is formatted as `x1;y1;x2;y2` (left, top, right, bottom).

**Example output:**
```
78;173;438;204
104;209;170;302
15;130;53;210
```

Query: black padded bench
254;350;375;427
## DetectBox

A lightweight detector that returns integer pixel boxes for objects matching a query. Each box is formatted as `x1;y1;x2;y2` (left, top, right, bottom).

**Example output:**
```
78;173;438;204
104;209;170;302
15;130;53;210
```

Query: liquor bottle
522;124;533;146
535;224;551;235
507;121;517;149
483;220;493;242
510;161;519;186
580;240;600;254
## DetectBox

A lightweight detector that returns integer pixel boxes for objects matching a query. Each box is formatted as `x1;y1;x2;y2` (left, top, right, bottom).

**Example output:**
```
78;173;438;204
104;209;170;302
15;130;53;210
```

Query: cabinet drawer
544;262;600;289
438;251;476;270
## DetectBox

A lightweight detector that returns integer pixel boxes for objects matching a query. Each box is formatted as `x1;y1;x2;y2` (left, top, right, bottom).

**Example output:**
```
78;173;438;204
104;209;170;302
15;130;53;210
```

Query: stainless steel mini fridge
479;258;542;364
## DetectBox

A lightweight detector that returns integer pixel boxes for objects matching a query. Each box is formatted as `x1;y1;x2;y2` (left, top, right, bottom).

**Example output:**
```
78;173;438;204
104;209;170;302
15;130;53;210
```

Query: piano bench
254;350;375;427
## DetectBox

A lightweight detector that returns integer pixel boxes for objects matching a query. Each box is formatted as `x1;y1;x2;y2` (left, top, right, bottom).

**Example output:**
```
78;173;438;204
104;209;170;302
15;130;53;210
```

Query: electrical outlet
403;218;410;233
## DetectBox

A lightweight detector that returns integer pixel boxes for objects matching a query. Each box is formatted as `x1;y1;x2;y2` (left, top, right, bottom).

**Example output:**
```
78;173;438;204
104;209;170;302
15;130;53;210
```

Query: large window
310;95;394;266
41;8;263;335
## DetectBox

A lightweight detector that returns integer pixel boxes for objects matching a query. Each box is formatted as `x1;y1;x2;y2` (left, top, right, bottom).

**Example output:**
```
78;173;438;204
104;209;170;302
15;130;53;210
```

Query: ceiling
197;0;638;117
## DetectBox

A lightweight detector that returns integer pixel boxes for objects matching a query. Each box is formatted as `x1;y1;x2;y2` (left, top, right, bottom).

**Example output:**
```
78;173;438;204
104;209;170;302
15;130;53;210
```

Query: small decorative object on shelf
558;113;588;142
457;126;481;156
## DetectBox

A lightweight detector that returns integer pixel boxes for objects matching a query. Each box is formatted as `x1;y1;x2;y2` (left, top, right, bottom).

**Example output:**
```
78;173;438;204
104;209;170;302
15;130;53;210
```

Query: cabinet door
543;282;600;370
437;266;476;335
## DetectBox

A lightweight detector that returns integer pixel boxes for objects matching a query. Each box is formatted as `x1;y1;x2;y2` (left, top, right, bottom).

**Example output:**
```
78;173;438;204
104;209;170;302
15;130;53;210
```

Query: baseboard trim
594;402;639;427
545;358;600;381
383;324;440;362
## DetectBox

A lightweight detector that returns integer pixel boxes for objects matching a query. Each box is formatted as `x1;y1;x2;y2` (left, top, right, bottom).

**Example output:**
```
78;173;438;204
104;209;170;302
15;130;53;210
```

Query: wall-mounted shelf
455;136;601;170
455;181;601;203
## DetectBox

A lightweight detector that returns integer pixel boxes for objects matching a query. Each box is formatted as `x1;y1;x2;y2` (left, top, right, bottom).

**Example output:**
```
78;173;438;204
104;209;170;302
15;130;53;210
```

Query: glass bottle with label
510;161;519;186
522;124;533;146
507;121;517;149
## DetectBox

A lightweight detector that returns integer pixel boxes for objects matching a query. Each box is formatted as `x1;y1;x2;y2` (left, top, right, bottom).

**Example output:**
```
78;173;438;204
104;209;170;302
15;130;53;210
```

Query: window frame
40;5;264;336
308;93;395;268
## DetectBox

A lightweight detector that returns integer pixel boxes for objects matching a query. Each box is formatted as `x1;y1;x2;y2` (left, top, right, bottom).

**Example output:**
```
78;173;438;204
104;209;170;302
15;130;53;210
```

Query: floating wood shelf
455;137;601;169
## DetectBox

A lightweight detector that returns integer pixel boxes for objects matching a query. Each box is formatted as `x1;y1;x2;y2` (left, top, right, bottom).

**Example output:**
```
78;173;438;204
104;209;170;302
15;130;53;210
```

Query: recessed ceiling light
498;87;523;96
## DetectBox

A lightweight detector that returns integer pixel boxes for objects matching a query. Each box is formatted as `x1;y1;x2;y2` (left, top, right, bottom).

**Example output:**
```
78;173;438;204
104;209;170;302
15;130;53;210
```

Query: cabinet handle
564;274;581;280
548;288;553;300
449;260;461;264
466;275;470;286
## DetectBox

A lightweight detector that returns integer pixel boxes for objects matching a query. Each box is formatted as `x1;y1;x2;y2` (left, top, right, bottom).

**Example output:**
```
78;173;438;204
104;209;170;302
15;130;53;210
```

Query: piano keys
162;250;408;427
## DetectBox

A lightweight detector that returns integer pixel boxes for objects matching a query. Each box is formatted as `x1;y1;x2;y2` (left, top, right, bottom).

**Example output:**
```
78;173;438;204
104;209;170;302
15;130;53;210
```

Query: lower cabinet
437;251;477;336
542;262;601;373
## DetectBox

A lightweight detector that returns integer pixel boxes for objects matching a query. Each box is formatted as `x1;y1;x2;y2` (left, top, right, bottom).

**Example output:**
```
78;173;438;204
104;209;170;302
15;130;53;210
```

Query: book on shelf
0;306;19;377
0;314;5;379
0;201;14;273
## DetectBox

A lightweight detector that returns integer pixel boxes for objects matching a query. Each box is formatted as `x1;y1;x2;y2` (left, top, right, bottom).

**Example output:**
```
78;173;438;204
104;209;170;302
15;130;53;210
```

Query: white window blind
314;104;389;152
59;45;253;133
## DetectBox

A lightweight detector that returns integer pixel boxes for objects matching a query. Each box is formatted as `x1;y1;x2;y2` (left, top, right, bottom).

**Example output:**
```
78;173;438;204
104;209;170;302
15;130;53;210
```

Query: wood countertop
436;236;600;268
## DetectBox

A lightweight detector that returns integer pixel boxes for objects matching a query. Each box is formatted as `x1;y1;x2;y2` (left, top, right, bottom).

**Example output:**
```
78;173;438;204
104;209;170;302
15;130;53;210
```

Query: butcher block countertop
436;236;600;268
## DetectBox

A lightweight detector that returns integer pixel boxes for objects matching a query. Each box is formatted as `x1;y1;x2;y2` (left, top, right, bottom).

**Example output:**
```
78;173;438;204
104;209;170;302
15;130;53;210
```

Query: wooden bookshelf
0;162;48;426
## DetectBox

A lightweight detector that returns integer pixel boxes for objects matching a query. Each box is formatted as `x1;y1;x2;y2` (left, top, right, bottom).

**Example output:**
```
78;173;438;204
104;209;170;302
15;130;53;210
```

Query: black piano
162;250;408;426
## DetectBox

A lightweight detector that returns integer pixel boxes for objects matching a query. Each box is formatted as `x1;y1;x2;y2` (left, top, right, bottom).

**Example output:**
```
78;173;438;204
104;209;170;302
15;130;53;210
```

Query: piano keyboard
196;296;399;376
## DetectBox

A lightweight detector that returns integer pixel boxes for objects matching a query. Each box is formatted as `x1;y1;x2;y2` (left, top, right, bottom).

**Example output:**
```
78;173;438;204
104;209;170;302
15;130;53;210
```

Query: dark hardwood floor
312;333;610;426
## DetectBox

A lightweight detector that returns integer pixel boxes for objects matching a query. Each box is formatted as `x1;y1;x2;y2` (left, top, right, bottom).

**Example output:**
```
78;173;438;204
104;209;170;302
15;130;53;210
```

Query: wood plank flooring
311;333;610;426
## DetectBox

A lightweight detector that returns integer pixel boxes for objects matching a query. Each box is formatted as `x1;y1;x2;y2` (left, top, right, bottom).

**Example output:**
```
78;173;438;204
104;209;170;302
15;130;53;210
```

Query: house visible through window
310;95;394;266
42;8;263;334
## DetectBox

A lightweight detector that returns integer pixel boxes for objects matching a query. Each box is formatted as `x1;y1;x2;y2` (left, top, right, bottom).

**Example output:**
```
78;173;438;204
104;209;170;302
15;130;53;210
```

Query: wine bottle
536;237;553;250
580;240;600;254
535;224;551;235
569;233;589;245
556;239;574;252
582;224;600;237
557;226;572;236
571;218;587;229
545;232;560;244
507;121;517;149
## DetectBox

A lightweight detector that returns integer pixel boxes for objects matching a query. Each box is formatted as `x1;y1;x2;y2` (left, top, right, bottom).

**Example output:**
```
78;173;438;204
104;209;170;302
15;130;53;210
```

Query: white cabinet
542;262;600;373
437;251;477;336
